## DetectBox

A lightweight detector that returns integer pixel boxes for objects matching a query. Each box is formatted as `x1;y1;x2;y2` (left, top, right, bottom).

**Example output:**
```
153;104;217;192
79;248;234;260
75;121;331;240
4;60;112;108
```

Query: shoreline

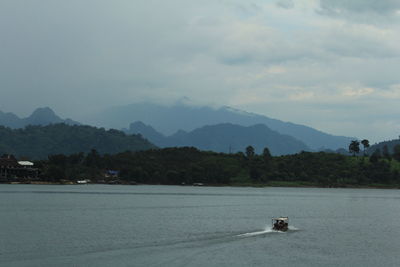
2;181;400;190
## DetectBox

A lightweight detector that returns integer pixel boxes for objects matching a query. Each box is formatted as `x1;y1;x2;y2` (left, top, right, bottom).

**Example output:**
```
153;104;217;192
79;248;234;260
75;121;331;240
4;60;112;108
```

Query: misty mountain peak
30;107;57;118
127;121;165;144
0;107;81;128
220;106;256;117
129;121;147;128
27;107;62;125
0;109;23;128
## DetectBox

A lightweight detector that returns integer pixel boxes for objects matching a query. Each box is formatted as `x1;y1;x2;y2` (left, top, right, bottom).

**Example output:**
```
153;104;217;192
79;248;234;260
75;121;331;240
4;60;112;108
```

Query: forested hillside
0;124;155;159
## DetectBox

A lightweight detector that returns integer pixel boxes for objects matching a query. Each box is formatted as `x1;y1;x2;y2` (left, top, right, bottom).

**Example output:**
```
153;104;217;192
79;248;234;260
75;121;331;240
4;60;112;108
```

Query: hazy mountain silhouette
367;138;400;155
0;111;23;128
127;121;310;155
127;121;166;145
91;102;354;150
0;107;80;128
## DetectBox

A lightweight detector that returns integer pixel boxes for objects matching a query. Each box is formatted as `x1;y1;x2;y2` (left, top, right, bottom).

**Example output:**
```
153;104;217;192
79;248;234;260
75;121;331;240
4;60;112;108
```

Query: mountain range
0;104;357;155
0;107;79;128
126;121;310;155
87;102;355;150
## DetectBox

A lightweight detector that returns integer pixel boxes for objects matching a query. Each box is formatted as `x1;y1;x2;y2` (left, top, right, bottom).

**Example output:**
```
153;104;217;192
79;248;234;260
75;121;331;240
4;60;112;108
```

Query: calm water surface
1;184;400;266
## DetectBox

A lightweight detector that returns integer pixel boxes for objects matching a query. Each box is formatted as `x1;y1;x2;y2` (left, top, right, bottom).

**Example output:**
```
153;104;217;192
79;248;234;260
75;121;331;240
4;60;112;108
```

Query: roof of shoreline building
18;161;34;166
272;217;289;221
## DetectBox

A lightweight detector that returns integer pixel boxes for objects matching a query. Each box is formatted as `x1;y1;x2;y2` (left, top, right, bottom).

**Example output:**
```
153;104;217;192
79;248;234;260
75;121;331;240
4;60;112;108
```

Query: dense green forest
0;124;155;159
35;146;400;187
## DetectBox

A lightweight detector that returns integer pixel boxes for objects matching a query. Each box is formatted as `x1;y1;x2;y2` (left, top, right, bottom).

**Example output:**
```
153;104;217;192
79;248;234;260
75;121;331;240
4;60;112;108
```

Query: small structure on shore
104;170;119;179
272;217;289;231
0;155;38;182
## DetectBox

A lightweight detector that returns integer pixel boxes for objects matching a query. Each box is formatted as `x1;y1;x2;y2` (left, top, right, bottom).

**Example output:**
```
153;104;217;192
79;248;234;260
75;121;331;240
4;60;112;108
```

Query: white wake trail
237;227;275;237
237;226;299;237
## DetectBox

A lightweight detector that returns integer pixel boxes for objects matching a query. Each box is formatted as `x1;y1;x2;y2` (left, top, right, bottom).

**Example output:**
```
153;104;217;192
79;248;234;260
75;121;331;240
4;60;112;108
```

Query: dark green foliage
383;145;391;161
361;139;370;155
0;124;155;159
349;140;360;156
393;145;400;162
369;149;381;163
263;147;272;162
39;147;242;184
245;145;255;159
37;146;400;187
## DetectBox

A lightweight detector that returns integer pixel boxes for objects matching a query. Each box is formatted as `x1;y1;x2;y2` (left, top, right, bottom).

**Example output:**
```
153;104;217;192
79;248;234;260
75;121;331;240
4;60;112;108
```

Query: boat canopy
272;217;288;221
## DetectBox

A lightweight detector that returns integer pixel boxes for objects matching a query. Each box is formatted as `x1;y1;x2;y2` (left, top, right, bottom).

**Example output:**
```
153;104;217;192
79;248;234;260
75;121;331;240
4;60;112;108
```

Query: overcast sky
1;0;400;142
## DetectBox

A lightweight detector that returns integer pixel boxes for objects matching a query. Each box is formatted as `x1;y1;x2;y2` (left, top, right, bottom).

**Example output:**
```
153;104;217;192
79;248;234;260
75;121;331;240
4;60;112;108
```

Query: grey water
1;185;400;267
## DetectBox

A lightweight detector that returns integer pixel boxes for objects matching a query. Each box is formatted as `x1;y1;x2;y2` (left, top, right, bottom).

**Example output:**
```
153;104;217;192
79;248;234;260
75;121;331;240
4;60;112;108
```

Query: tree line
35;143;400;187
349;139;400;162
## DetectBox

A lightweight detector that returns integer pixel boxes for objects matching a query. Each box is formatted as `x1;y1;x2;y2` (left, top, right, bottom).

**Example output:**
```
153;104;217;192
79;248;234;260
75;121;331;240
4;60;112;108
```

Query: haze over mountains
0;103;357;156
0;107;79;128
126;121;309;155
87;102;355;150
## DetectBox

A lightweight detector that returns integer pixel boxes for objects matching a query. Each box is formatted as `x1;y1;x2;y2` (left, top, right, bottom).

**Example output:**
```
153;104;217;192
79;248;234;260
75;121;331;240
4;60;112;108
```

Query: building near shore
0;155;38;182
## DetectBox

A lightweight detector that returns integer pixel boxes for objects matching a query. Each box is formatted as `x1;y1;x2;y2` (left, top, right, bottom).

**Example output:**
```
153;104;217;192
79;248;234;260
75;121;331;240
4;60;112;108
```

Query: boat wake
237;226;299;237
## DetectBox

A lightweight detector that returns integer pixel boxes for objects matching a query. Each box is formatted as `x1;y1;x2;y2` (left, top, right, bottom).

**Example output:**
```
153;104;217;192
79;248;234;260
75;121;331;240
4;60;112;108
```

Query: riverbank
3;180;400;189
31;148;400;189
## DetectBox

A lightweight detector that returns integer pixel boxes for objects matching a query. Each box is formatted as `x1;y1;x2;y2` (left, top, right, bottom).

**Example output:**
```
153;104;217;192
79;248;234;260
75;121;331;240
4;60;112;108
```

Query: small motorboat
272;217;289;231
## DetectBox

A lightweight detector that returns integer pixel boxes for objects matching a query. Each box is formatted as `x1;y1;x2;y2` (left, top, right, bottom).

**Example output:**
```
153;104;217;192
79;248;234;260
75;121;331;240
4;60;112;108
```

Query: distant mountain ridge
1;104;356;152
127;121;310;155
367;139;400;155
89;102;355;150
0;107;79;128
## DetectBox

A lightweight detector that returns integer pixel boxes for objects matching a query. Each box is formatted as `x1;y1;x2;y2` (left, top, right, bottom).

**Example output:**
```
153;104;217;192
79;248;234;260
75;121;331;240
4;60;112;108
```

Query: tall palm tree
361;139;370;156
349;140;360;156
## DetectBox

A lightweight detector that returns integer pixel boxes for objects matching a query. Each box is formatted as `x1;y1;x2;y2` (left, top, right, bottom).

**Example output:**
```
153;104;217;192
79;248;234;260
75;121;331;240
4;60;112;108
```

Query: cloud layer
0;0;399;142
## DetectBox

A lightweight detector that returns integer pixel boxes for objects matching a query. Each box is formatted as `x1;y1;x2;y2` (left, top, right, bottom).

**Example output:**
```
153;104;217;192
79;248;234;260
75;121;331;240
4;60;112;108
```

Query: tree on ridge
246;145;255;159
361;139;370;156
349;140;360;156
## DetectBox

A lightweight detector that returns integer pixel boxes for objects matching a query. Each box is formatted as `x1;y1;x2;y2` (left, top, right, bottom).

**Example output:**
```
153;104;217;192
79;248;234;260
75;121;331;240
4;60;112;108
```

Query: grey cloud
276;0;294;9
318;0;400;23
0;0;400;141
232;3;263;17
220;55;253;65
321;32;399;59
319;0;400;14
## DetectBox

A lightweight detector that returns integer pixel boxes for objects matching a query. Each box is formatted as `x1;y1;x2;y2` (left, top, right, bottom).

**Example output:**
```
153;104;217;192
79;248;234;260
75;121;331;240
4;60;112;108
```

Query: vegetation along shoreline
2;141;400;189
